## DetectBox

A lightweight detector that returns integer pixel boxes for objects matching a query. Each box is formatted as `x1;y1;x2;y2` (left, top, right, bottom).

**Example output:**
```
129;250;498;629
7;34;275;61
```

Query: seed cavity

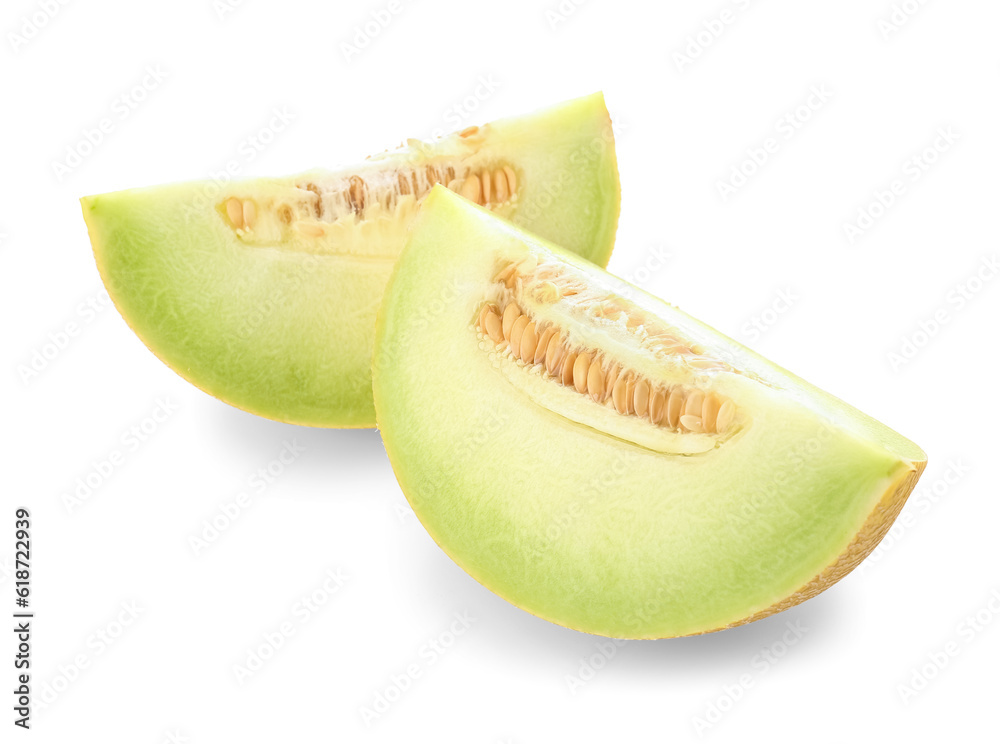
221;157;518;241
474;263;741;438
295;164;516;225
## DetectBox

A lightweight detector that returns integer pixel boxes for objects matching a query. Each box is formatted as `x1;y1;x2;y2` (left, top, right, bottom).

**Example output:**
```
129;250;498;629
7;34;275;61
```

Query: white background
2;0;999;741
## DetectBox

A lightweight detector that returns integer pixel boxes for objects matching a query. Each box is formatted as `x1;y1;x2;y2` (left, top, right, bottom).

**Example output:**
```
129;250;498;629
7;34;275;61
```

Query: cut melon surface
373;186;926;639
81;93;620;427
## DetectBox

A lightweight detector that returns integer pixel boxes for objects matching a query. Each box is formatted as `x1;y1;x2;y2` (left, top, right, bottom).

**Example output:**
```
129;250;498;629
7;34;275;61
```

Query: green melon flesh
373;186;927;639
81;93;620;427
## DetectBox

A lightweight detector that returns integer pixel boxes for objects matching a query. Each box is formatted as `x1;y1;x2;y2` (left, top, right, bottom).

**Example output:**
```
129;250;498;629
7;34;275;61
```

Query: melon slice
373;186;926;639
81;93;620;427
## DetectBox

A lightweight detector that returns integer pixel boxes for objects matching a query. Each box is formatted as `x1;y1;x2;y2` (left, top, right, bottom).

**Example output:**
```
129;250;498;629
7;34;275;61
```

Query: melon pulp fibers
373;186;927;639
81;93;620;428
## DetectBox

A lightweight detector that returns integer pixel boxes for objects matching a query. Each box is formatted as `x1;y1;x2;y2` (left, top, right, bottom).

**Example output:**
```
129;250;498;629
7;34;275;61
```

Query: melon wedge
81;93;620;427
373;186;926;639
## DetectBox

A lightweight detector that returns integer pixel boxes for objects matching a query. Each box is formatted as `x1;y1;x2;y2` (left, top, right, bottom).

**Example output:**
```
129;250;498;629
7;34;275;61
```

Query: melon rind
373;186;926;639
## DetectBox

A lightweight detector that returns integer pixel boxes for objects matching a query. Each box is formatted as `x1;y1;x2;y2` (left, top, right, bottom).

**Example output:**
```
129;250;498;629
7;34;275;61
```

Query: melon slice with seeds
373;186;926;639
81;93;620;427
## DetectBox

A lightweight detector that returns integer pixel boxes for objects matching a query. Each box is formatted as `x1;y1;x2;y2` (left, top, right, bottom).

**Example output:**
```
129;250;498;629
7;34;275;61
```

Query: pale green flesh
82;93;620;427
374;187;926;639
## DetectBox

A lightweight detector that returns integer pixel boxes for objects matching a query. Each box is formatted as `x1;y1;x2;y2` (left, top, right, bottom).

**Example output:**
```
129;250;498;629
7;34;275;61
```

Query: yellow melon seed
459;174;482;205
494;263;516;285
573;353;591;394
516;255;538;275
502;303;521;340
545;335;564;374
538;281;561;303
684;391;705;418
716;400;736;433
561;351;578;387
494;169;509;202
503;165;517;196
587;361;605;402
242;199;256;229
702;394;721;434
484;312;503;343
679;414;702;432
612;375;628;415
633;379;650;418
481;168;492;204
226;197;244;229
519;321;538;362
477;302;497;330
605;363;621;395
509;315;529;356
666;389;683;429
650;389;666;424
535;327;557;365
